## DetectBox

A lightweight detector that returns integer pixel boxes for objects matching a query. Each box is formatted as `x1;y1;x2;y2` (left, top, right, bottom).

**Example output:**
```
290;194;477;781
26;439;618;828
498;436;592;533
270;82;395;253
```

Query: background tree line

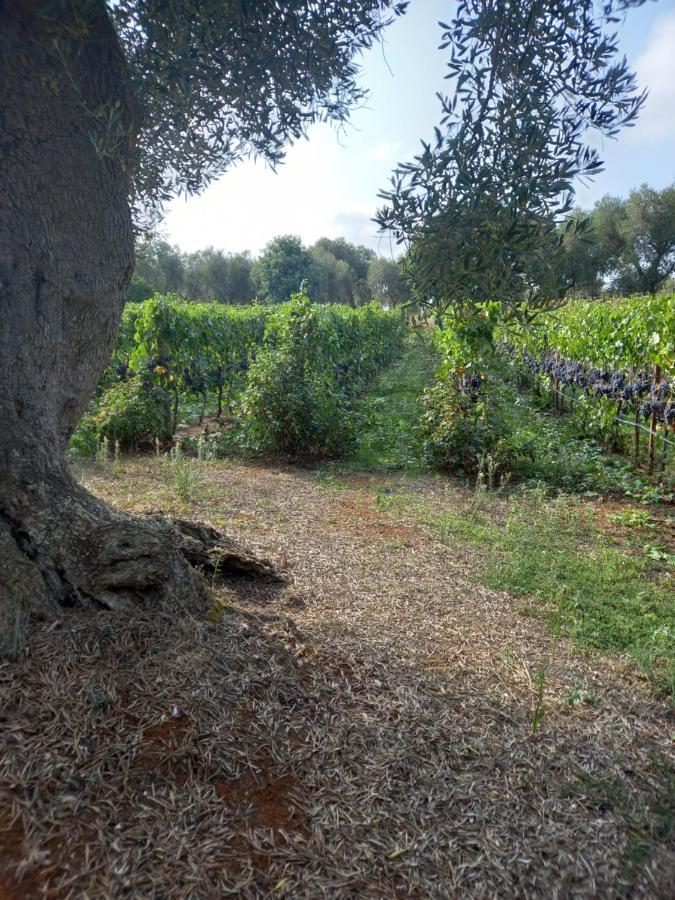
558;182;675;298
129;233;409;307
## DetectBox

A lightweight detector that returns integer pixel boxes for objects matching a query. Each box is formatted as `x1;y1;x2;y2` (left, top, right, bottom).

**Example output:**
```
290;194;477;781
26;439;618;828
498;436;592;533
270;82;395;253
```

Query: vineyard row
75;294;406;455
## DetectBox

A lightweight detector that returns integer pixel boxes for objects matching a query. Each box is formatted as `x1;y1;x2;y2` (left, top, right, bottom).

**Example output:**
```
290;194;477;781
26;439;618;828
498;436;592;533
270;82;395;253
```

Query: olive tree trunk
0;2;272;652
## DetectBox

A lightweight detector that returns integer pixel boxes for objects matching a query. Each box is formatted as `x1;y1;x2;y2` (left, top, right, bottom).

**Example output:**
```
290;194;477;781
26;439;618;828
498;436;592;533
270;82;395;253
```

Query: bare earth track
1;457;673;897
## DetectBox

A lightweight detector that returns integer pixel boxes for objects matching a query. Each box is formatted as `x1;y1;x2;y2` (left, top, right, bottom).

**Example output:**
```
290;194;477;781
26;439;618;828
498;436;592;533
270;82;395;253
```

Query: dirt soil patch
1;457;673;897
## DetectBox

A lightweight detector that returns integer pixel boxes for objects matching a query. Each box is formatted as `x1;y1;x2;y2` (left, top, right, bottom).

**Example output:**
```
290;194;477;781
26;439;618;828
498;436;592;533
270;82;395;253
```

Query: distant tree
1;0;406;646
609;184;675;295
559;185;675;297
310;246;353;303
134;237;185;295
556;208;613;298
182;248;255;303
253;235;317;303
131;233;400;307
311;237;375;303
126;273;155;303
183;248;224;300
227;253;256;305
132;239;256;304
367;258;408;306
181;251;203;300
591;195;629;267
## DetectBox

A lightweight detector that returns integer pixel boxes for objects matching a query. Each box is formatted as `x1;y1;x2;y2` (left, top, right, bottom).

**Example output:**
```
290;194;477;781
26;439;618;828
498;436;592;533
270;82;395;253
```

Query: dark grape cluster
499;342;673;426
147;356;169;372
448;370;484;403
334;362;352;383
459;372;484;402
183;364;210;395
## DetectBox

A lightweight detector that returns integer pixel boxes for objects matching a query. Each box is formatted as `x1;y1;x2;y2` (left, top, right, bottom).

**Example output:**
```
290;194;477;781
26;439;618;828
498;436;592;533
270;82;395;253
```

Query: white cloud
162;124;410;254
163;127;345;254
628;11;675;144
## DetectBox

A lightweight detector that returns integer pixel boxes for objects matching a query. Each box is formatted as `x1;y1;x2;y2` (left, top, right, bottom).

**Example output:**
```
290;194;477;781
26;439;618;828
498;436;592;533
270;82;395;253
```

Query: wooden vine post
613;399;623;451
634;402;640;463
648;364;661;476
659;421;669;478
552;351;560;414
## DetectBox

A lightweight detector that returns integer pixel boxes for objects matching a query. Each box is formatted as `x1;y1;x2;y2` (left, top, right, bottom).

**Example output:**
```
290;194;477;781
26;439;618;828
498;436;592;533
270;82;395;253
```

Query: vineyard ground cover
6;328;673;896
435;489;674;696
493;378;672;502
34;438;670;897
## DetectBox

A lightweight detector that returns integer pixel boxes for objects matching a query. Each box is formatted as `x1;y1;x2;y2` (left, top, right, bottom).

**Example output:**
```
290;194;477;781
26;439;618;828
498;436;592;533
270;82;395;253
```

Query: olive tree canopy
103;0;406;211
376;0;649;323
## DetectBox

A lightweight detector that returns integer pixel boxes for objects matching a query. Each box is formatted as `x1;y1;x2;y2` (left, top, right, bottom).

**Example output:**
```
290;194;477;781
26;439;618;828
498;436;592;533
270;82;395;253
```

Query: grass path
345;330;437;471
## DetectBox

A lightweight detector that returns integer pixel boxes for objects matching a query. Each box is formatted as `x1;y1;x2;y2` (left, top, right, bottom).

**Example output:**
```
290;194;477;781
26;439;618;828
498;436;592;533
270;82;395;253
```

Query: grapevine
79;294;405;453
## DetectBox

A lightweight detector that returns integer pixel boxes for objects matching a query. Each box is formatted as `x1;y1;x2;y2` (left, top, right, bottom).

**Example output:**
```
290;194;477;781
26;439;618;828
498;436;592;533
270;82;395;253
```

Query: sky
163;0;675;258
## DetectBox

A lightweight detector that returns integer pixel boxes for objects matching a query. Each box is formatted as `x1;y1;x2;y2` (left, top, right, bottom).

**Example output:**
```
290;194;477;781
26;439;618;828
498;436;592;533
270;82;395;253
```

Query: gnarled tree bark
0;2;274;653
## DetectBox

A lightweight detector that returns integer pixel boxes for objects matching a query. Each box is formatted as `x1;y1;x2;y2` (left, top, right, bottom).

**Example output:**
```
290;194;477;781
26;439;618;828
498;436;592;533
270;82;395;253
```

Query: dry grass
1;456;673;898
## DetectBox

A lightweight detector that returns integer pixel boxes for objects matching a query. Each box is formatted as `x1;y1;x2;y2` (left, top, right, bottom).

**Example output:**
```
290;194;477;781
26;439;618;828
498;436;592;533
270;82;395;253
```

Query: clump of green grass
170;441;200;502
563;681;598;708
438;489;674;696
608;508;655;528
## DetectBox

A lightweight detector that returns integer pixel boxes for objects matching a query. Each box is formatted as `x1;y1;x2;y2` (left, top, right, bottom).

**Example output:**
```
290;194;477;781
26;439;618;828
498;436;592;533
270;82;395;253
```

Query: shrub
421;374;516;481
241;295;355;455
83;375;172;449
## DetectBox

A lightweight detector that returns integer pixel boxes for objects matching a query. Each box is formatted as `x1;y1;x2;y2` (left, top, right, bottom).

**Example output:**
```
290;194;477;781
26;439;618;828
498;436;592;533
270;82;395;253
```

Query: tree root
159;516;280;580
0;486;281;655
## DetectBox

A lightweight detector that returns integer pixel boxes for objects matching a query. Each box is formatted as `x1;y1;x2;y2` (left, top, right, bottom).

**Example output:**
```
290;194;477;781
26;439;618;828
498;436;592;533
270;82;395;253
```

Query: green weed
436;489;674;696
563;682;598;707
95;436;110;466
436;503;496;545
171;442;199;502
609;508;655;528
